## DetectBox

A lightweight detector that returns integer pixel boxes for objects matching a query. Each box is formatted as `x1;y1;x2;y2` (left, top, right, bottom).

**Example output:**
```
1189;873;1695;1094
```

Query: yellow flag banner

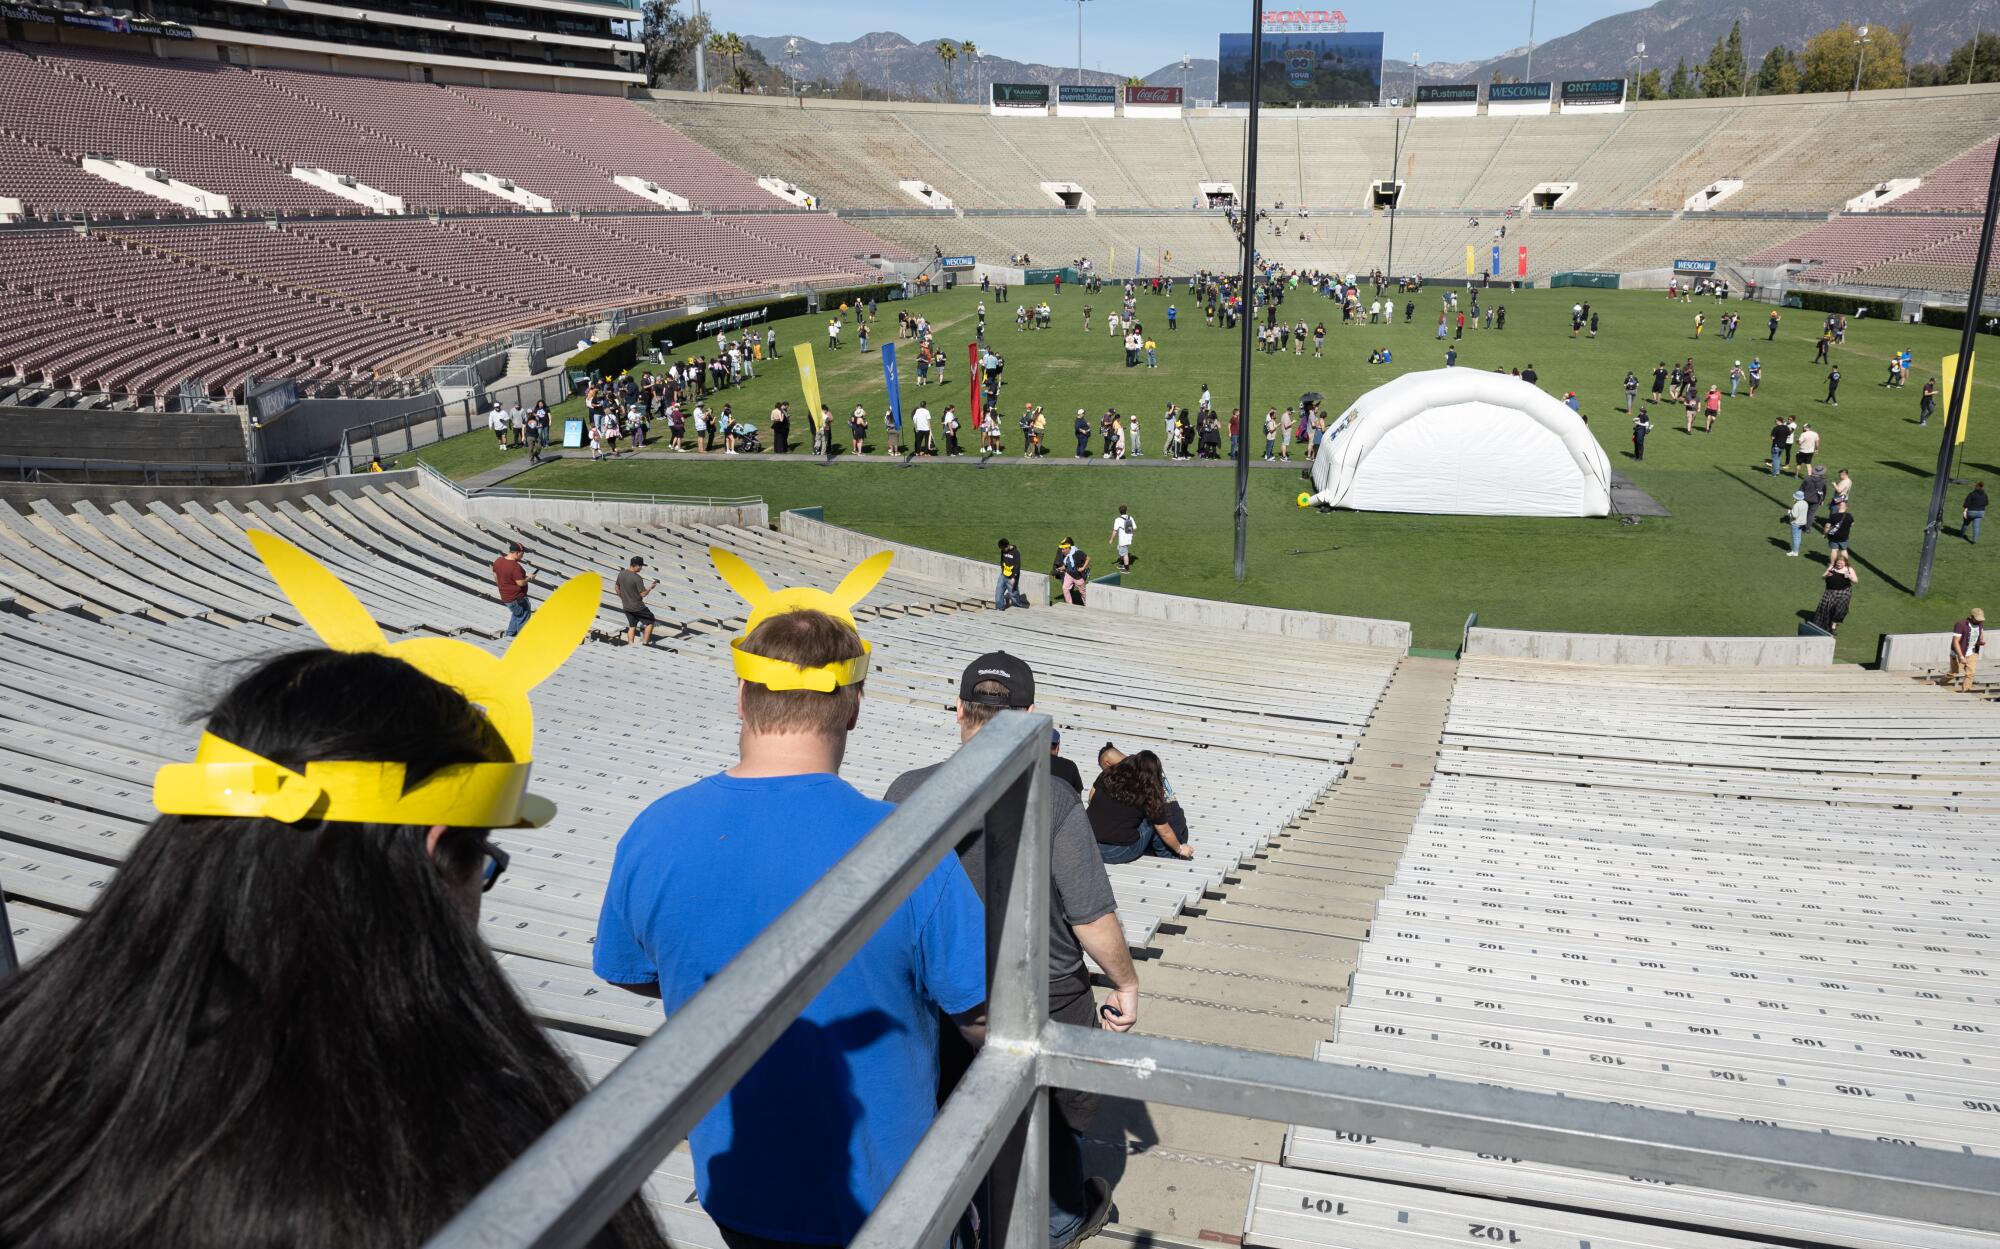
1944;351;1977;446
794;343;823;430
1465;245;1475;276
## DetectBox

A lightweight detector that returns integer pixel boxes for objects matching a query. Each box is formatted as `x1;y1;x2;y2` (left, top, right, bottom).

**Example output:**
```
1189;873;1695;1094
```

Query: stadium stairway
1078;657;1455;1240
0;477;1407;1248
1248;657;2000;1249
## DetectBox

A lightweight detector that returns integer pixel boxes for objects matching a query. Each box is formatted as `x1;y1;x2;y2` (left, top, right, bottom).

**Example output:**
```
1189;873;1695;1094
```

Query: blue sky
692;0;1653;73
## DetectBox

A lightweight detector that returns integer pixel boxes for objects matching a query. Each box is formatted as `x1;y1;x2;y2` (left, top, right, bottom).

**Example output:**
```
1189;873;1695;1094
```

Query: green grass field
418;284;2000;661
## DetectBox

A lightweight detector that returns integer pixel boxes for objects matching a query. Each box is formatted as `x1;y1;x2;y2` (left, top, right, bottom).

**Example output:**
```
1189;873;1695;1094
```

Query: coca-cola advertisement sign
1125;85;1184;105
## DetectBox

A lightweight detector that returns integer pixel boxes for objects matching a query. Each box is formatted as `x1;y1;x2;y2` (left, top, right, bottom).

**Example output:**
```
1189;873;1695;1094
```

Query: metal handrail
426;711;1054;1249
478;486;765;508
425;713;2000;1249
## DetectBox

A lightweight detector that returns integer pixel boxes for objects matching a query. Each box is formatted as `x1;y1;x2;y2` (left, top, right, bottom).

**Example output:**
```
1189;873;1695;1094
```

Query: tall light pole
1233;0;1264;583
1851;24;1871;98
1915;136;2000;598
786;37;799;101
1523;0;1537;81
691;0;706;91
1075;0;1090;85
1628;40;1646;101
1182;54;1191;99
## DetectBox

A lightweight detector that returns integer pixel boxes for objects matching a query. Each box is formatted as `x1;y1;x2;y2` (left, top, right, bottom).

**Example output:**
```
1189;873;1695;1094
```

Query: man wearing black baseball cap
614;555;658;647
885;651;1136;1249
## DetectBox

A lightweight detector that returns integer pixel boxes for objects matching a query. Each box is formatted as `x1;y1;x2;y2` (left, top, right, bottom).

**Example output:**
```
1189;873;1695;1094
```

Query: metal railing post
422;716;1047;1249
0;886;20;984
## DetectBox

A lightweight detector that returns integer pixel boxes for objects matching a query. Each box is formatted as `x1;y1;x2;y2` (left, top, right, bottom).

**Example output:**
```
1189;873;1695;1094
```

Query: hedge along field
429;283;2000;661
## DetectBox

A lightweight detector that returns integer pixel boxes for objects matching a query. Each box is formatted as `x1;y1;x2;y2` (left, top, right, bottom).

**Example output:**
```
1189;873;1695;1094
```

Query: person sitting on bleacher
594;549;988;1249
885;652;1138;1249
0;533;667;1249
1089;745;1194;863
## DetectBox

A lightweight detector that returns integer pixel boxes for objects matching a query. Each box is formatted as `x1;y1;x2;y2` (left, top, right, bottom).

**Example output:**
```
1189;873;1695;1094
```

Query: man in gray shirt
885;651;1137;1249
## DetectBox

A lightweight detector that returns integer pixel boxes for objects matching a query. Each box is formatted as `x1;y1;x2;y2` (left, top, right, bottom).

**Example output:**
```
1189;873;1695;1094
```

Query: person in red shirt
492;541;533;636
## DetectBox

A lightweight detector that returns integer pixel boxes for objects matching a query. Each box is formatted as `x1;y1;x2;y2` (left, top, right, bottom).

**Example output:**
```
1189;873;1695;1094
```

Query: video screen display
1217;31;1384;105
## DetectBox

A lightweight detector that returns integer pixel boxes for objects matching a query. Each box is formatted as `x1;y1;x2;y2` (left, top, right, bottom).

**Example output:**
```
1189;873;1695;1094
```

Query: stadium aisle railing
419;712;2000;1249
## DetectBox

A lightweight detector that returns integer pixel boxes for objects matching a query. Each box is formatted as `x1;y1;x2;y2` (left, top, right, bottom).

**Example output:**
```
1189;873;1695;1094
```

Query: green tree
638;0;707;88
958;39;979;102
1700;20;1746;96
936;38;958;102
729;62;756;93
1634;66;1665;100
1943;31;2000;85
1754;45;1800;95
1800;22;1906;93
1666;58;1692;98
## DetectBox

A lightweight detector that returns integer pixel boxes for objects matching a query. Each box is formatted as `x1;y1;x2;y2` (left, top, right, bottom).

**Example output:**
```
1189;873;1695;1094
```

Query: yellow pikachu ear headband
153;531;600;829
710;547;892;694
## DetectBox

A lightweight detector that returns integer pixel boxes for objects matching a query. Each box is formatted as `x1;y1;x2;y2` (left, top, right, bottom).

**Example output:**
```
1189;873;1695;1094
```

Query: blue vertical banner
1491;246;1501;276
881;342;902;429
1134;247;1142;276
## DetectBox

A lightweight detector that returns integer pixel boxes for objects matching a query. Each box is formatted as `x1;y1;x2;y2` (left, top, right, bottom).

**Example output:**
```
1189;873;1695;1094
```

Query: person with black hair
1088;745;1193;863
0;547;660;1249
995;538;1029;610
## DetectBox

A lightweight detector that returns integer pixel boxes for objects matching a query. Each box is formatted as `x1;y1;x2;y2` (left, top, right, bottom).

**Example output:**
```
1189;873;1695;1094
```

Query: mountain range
738;32;1215;102
741;0;1999;102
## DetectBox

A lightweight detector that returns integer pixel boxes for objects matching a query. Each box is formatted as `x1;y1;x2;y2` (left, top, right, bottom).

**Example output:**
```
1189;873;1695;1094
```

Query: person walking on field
1922;378;1938;426
1769;419;1790;477
1704;386;1722;432
1814;550;1859;634
1624;371;1639;412
1950;608;1986;691
1795;422;1819;477
1631;409;1651;461
1824;366;1841;406
1783;490;1808;556
1964;481;1989;544
1110;505;1137;571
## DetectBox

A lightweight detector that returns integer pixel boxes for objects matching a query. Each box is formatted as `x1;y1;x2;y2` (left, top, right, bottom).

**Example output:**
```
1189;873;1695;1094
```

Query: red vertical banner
968;343;983;428
1517;245;1528;277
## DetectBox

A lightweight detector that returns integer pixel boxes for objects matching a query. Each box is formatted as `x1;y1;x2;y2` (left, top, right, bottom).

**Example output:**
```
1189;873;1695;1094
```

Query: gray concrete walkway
1086;656;1456;1243
457;447;1670;518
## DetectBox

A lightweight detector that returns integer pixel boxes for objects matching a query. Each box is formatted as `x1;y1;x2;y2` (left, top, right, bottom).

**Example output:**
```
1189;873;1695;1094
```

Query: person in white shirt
691;404;708;453
1109;505;1137;571
508;404;526;447
912;403;933;456
827;319;842;350
941;405;960;456
488;403;509;449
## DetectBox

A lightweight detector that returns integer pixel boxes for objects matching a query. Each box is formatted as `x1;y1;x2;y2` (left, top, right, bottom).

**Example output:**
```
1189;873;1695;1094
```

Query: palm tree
959;39;979;103
722;31;746;85
704;31;727;90
937;38;959;102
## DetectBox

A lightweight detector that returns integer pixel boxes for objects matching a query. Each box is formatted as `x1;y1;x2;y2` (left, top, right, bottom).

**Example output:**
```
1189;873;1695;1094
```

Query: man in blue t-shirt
595;606;987;1248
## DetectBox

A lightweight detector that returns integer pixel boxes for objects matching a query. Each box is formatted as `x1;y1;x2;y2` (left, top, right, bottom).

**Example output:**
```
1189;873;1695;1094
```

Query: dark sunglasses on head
479;839;510;893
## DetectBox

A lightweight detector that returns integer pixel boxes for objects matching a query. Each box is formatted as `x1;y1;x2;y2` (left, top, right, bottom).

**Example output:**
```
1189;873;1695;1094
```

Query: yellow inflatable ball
1296;491;1311;508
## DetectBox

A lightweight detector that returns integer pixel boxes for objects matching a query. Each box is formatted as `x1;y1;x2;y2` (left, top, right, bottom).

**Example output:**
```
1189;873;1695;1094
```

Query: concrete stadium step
1100;657;1458;1249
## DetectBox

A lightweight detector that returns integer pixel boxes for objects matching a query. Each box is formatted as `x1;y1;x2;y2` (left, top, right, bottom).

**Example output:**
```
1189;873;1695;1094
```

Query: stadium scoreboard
1218;27;1384;106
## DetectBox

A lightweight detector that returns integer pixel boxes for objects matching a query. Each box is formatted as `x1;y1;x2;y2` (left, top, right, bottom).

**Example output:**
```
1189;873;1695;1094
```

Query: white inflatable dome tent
1302;369;1613;517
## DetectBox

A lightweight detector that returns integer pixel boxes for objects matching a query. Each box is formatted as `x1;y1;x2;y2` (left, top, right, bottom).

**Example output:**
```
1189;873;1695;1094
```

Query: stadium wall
781;508;1411;647
0;469;417;511
418;472;768;530
1464;626;1837;666
0;403;248;465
